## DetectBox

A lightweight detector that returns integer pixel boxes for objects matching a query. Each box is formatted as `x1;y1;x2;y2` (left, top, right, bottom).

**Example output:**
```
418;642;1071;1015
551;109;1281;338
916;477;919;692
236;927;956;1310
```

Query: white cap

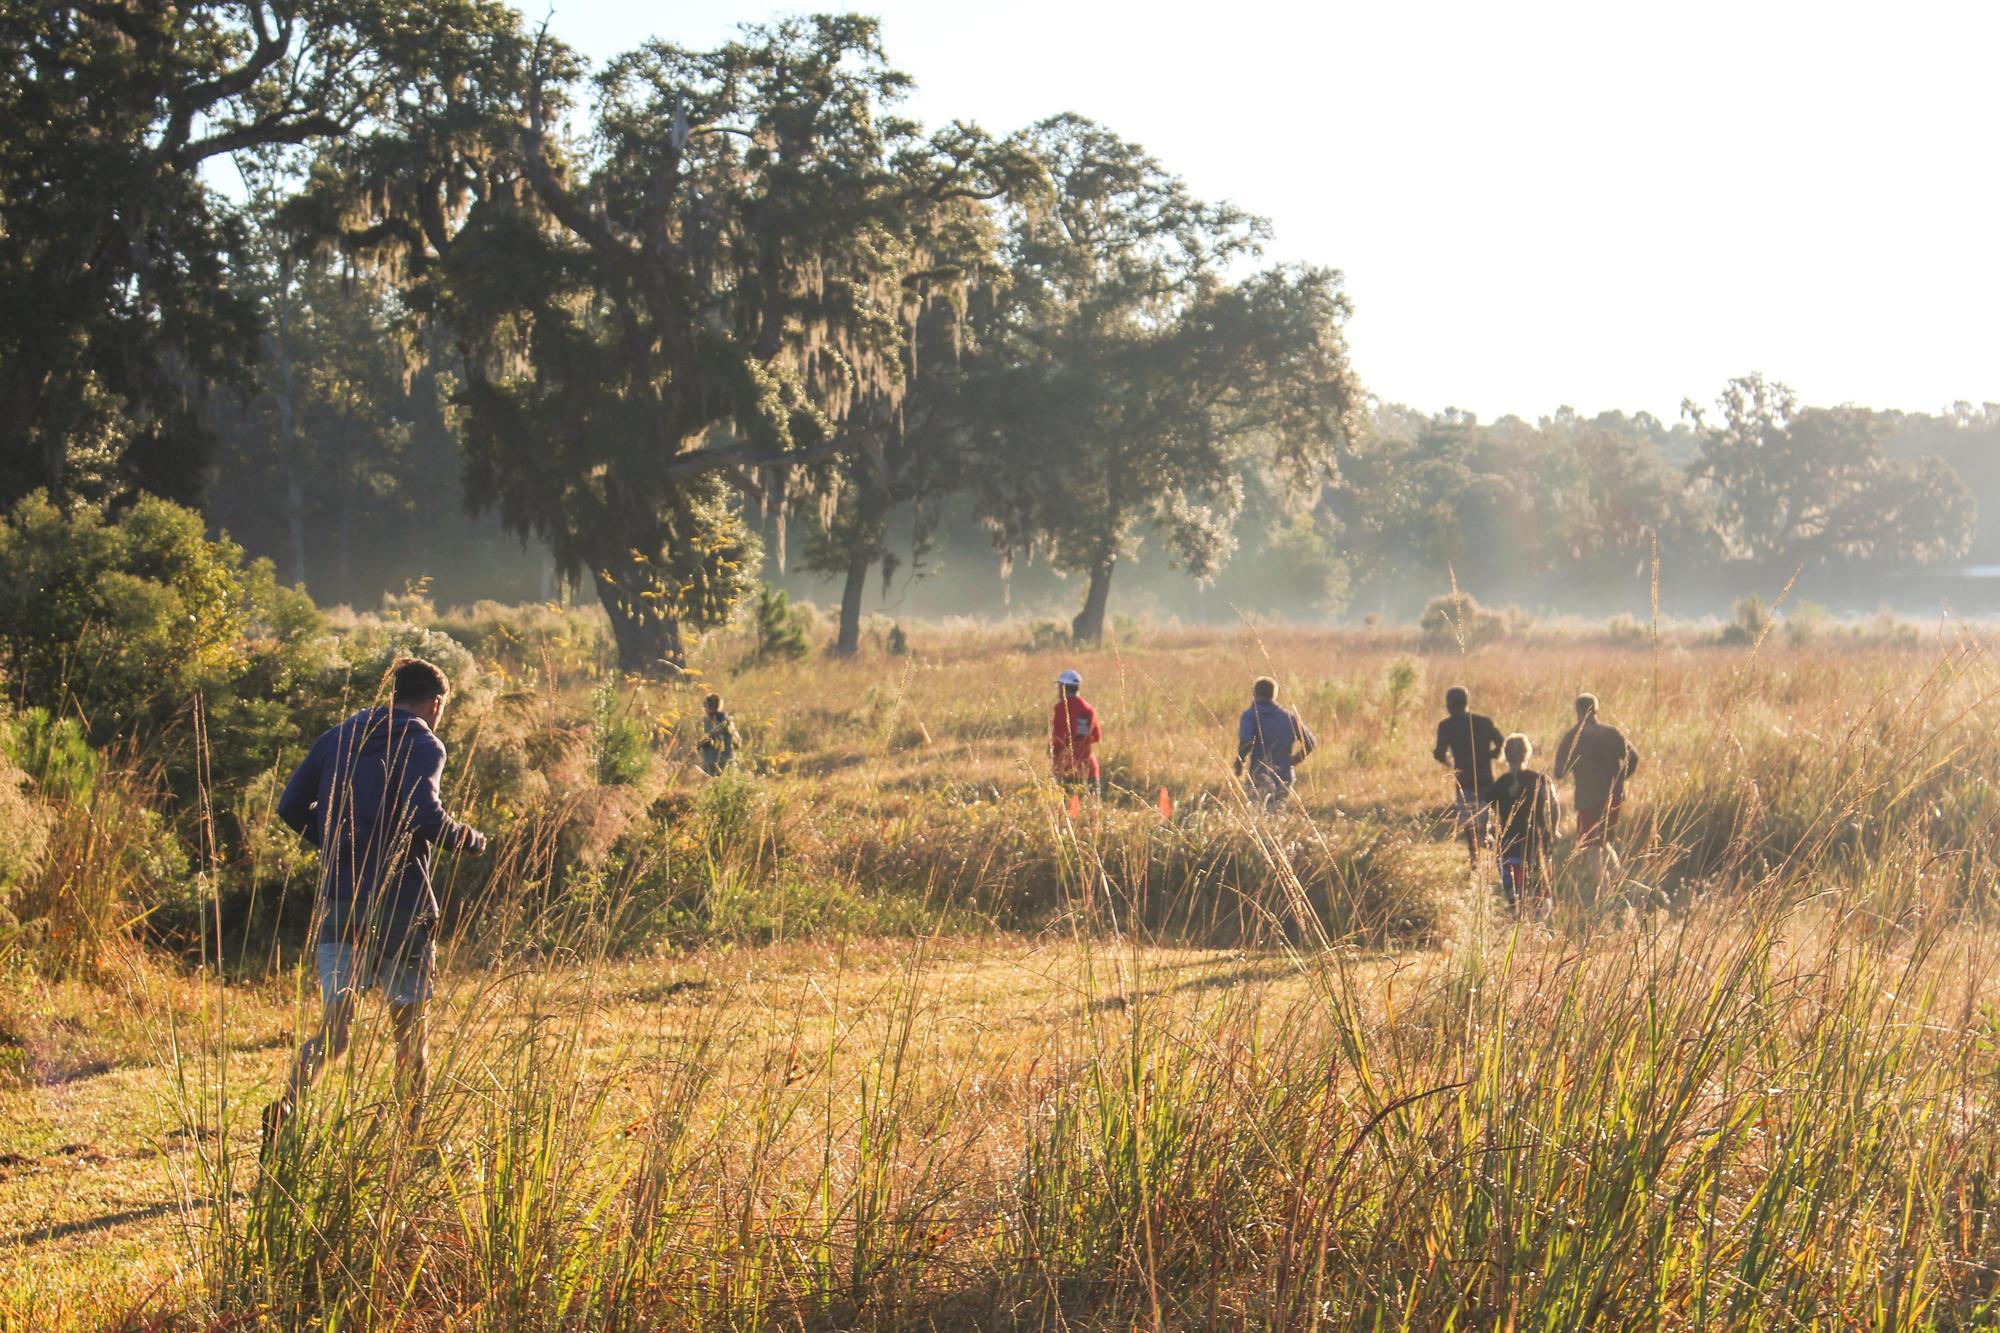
1056;669;1082;686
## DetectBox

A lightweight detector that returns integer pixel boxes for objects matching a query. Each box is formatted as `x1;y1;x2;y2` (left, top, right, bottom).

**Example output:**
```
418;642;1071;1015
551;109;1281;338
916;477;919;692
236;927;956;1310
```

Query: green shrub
1604;613;1652;646
1418;591;1530;649
1021;620;1069;652
747;585;810;663
1783;599;1833;646
0;492;257;741
592;686;652;787
3;707;99;804
347;621;479;695
0;735;50;894
1719;594;1775;646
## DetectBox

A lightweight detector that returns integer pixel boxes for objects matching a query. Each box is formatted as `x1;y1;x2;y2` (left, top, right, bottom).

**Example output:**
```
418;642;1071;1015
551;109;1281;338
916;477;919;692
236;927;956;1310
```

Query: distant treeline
1;5;1985;670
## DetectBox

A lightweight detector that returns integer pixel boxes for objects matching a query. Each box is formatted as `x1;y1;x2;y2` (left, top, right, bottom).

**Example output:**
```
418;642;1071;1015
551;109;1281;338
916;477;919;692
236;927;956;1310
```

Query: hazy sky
527;1;1999;423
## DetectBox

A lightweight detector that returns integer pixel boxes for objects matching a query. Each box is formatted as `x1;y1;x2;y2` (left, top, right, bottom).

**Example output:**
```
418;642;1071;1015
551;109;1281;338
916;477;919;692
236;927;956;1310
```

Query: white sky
526;0;2000;422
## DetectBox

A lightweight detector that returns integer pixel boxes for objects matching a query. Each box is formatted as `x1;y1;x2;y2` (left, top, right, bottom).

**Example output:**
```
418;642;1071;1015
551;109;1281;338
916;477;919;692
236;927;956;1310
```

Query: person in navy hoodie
263;658;488;1152
1234;675;1316;808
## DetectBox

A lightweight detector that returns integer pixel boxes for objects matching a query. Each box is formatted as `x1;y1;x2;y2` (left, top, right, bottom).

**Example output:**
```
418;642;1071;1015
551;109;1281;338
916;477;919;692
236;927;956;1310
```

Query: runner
1050;669;1103;797
1432;685;1505;869
264;658;488;1153
1488;733;1559;914
699;693;739;775
1235;676;1316;808
1552;692;1640;890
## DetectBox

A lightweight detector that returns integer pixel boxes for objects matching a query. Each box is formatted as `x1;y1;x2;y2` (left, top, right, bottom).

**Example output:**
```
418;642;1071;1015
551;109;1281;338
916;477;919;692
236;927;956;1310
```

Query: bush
1719;594;1775;646
1418;592;1530;649
0;732;51;894
747;586;810;663
3;707;99;804
1604;613;1652;646
592;686;652;787
1021;620;1070;652
1783;600;1833;647
0;492;260;741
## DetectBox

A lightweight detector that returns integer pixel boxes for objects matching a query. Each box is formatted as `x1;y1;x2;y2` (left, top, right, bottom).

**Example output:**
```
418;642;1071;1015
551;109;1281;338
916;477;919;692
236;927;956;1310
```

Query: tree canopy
962;115;1362;641
0;8;1981;651
0;1;517;507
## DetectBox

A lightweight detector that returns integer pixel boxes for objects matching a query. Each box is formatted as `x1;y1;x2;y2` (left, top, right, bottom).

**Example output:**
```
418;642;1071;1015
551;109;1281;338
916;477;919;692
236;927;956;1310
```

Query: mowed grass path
0;936;1351;1328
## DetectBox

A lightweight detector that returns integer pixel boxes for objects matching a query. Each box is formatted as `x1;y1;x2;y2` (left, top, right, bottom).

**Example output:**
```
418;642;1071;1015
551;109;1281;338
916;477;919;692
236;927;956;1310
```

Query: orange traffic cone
1067;792;1083;820
1157;786;1173;820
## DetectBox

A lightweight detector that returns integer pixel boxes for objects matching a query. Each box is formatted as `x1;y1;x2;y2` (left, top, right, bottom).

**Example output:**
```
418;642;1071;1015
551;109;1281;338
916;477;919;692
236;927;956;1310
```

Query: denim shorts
316;905;434;1008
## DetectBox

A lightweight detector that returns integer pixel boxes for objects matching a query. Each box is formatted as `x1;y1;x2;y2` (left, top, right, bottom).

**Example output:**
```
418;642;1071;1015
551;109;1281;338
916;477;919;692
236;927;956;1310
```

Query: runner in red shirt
1051;669;1102;797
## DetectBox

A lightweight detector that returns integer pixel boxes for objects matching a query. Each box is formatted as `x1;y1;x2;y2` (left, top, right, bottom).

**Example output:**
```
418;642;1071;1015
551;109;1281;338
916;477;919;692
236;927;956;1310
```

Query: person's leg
384;927;435;1133
1575;805;1610;893
1599;800;1625;886
264;967;356;1153
389;1001;429;1133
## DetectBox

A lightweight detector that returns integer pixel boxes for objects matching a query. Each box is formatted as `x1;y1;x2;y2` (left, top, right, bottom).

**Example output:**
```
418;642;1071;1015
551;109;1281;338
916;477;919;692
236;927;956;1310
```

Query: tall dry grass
5;618;1995;1327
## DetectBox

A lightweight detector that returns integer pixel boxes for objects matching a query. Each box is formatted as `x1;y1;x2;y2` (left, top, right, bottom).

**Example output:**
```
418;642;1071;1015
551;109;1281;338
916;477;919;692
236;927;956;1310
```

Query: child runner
1488;733;1559;914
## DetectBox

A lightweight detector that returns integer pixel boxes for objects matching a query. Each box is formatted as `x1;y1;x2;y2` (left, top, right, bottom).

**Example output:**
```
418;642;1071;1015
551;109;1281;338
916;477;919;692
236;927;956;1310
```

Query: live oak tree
795;206;1024;657
963;115;1361;642
297;14;1025;671
1686;374;1973;570
0;0;503;507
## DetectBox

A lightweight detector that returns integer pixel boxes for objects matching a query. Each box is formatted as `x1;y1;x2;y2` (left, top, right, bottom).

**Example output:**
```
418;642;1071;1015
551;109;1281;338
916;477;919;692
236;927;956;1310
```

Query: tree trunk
336;484;354;596
592;566;687;675
274;268;307;589
1071;556;1116;643
833;550;869;656
283;462;307;589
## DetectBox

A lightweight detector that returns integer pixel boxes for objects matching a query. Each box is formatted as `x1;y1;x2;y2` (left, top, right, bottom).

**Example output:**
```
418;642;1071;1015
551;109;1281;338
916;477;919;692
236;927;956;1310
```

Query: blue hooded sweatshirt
277;707;483;926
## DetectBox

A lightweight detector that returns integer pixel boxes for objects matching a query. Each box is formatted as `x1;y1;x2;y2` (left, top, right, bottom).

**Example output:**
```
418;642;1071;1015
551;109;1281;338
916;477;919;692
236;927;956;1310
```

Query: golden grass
7;623;2000;1328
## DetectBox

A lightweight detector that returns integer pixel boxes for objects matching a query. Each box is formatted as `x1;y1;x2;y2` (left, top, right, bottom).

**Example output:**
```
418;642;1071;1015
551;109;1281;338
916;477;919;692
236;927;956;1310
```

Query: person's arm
1482;716;1504;760
276;734;326;847
1432;720;1450;766
1622;737;1641;780
1539;776;1559;840
1051;705;1065;757
1296;714;1317;755
1235;711;1256;772
1553;725;1579;779
406;739;486;854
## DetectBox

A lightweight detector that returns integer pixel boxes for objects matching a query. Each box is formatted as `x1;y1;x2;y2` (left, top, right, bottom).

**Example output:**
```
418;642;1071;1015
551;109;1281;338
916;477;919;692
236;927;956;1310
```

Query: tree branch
178;113;347;166
161;0;293;160
662;434;852;482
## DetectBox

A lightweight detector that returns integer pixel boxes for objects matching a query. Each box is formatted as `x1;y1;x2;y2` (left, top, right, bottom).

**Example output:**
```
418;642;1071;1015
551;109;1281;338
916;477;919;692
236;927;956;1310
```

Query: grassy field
8;621;2000;1328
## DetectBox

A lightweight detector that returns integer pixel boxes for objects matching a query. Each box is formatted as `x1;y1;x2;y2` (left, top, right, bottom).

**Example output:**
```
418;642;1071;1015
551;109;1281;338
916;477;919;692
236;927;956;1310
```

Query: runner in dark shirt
1488;733;1559;913
1433;686;1505;868
1552;692;1639;889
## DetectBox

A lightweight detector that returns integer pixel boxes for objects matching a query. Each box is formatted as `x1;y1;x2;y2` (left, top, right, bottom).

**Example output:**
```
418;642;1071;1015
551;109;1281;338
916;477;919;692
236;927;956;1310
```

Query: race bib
1074;718;1091;739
